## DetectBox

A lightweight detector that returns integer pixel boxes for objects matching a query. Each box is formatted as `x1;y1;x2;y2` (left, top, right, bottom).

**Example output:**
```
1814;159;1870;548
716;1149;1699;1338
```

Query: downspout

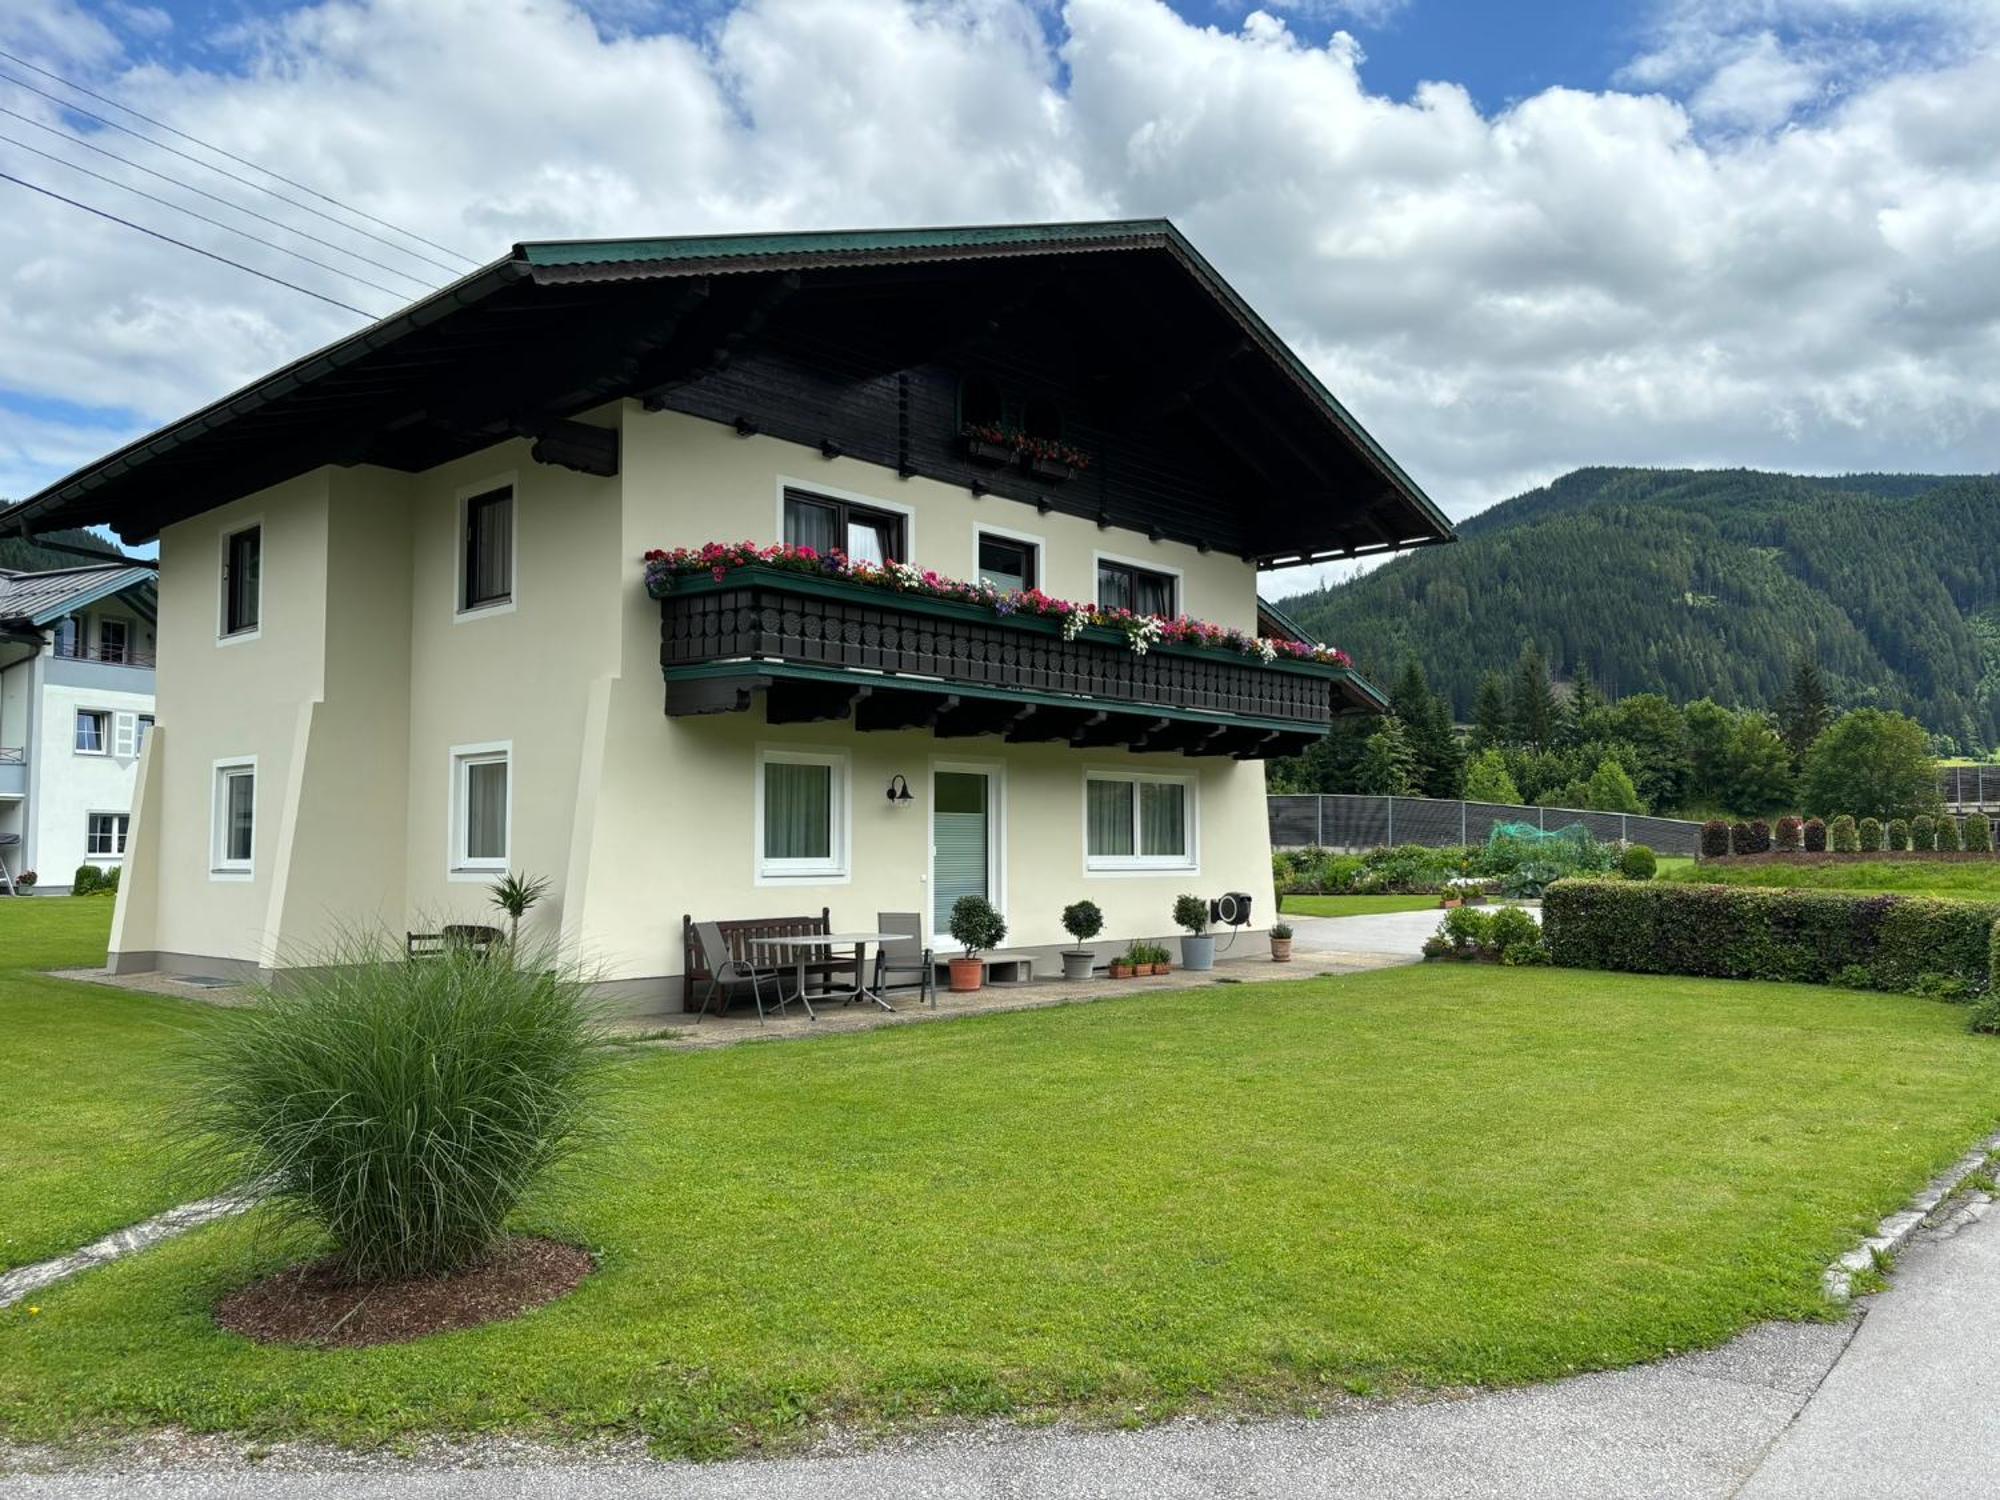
23;641;43;882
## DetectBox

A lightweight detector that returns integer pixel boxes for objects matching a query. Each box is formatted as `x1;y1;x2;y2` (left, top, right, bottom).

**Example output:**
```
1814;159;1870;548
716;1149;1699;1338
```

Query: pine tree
1510;645;1557;753
1354;715;1418;797
1777;655;1832;771
1470;673;1511;752
1391;659;1463;798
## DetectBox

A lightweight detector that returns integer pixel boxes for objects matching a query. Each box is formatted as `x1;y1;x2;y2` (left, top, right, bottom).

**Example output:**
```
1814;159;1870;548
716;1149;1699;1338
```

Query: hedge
1543;880;2000;996
1804;817;1828;853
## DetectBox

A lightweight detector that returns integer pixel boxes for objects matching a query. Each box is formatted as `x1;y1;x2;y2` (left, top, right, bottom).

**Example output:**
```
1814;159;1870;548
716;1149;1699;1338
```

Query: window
783;490;906;567
461;485;514;613
135;715;155;755
212;761;256;876
1085;771;1194;871
757;749;848;881
221;524;261;638
977;532;1038;592
86;813;129;858
74;710;108;754
51;616;80;657
451;745;510;874
1096;559;1177;618
98;618;129;664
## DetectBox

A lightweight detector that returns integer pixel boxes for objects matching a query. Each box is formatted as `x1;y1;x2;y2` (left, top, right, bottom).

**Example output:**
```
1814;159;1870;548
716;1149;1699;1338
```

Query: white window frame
85;812;130;860
755;745;851;885
1092;548;1184;618
454;473;518;622
135;714;155;756
1082;767;1199;875
217;518;264;645
774;476;916;566
448;740;513;880
974;523;1045;593
210;757;257;880
928;757;1007;940
73;708;109;756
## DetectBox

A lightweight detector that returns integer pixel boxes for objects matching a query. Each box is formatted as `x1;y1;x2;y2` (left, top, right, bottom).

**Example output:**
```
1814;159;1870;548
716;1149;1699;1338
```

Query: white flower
1063;607;1089;641
1255;637;1278;664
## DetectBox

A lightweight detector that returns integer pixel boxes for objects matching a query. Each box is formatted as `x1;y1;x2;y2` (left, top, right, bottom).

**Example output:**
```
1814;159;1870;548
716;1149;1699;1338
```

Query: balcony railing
53;641;156;669
657;568;1379;758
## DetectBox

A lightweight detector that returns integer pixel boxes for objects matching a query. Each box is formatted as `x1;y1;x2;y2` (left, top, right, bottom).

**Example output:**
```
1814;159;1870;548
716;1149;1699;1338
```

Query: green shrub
951;895;1008;954
1829;814;1860;854
1968;994;2000;1035
1912;814;1937;851
1858;817;1884;853
1774;816;1803;852
1486;904;1542;953
1936;817;1963;853
71;864;103;895
179;940;608;1280
1439;905;1493;951
1700;820;1730;858
1803;817;1828;853
1502;939;1551;966
1353;844;1468;894
1543;881;2000;997
1887;818;1911;852
1618;844;1657;881
1966;813;1995;854
1061;900;1104;945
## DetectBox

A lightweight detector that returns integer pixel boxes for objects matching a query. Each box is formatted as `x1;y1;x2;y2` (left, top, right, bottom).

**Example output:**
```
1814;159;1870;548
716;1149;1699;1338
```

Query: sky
1;0;1997;590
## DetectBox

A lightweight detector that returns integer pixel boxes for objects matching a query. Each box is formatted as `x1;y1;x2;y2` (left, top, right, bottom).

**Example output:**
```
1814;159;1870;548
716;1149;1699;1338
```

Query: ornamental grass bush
1701;820;1730;858
178;938;610;1281
1804;817;1828;853
1829;814;1860;854
1858;817;1884;853
1937;816;1963;853
1542;881;2000;997
1967;813;1995;854
1912;814;1937;852
1774;816;1803;853
1888;818;1911;852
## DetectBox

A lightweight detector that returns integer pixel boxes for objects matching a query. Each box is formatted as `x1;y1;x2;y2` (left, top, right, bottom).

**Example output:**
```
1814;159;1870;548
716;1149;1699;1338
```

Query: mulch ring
215;1236;593;1348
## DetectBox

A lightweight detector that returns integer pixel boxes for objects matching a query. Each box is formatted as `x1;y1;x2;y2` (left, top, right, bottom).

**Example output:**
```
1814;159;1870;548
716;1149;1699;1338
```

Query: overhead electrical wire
0;132;412;301
0;106;434;289
0;169;383;318
0;43;476;268
0;68;465;278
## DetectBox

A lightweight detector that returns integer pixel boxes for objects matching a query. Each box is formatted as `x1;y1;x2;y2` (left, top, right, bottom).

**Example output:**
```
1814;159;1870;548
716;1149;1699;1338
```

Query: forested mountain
0;524;126;573
1276;468;2000;751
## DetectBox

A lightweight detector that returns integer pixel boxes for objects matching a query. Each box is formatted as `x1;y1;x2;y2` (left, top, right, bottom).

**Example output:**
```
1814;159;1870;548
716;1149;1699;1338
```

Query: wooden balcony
657;568;1381;759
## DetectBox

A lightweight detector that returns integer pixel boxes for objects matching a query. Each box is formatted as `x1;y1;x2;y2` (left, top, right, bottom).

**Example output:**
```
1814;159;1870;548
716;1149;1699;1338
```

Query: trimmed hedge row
1544;879;2000;996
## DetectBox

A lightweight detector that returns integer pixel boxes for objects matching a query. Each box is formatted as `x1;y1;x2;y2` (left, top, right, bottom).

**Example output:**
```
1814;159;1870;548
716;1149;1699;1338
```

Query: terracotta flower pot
948;957;985;993
1110;962;1135;979
1271;938;1293;962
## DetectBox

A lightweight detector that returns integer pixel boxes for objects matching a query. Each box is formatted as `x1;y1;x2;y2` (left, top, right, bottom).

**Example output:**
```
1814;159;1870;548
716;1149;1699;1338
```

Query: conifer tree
1777;655;1833;771
1470;672;1511;752
1354;715;1418;797
1510;645;1558;753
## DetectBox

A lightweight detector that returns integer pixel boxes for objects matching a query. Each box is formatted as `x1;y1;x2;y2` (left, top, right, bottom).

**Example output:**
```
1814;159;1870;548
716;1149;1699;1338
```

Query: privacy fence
1941;766;2000;810
1268;794;1705;858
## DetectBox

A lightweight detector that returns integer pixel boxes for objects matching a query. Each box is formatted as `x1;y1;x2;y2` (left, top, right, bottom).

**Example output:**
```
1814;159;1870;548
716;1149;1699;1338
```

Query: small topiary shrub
179;939;608;1280
1912;814;1936;851
71;864;103;896
1774;816;1803;852
1829;814;1860;854
1966;813;1995;854
1061;900;1104;948
1858;817;1884;853
1803;817;1828;853
952;895;1009;954
1729;821;1755;855
1888;818;1911;852
1618;844;1657;881
1936;816;1963;853
1747;819;1772;854
1486;904;1542;952
1701;819;1730;858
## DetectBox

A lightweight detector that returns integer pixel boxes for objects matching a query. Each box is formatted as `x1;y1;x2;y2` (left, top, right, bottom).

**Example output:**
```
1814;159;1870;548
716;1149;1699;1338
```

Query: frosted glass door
933;771;991;933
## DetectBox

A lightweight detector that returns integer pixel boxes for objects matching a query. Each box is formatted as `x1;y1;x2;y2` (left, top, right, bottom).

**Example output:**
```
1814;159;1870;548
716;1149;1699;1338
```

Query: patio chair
873;911;936;1009
692;920;791;1024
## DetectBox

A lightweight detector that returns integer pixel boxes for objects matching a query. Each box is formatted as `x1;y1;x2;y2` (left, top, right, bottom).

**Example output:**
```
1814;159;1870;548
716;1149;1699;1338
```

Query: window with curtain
1085;772;1193;869
759;751;846;879
222;525;261;636
783;491;905;566
462;487;514;611
74;710;107;754
213;762;255;873
452;748;509;870
977;533;1037;592
1096;560;1176;618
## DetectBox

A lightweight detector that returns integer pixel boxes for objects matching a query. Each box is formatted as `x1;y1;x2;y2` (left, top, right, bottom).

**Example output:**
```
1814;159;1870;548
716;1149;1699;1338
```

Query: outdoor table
760;931;908;1016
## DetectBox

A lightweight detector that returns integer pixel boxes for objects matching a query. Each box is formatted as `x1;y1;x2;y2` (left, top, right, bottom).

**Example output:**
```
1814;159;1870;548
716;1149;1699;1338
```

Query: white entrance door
932;768;998;936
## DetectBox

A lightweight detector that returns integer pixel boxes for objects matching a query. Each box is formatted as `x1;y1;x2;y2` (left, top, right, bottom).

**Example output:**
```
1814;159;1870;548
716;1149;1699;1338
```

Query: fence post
1386;795;1394;846
1621;813;1628;843
1460;799;1467;846
1317;795;1325;847
1538;805;1546;831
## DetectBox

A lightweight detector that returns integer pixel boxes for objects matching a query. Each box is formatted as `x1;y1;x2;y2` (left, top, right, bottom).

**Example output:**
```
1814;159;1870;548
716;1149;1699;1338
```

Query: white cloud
0;0;1997;555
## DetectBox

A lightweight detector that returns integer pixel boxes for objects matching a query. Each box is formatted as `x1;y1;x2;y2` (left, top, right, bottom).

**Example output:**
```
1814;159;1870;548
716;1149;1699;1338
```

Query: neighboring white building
0;563;159;895
3;222;1451;1003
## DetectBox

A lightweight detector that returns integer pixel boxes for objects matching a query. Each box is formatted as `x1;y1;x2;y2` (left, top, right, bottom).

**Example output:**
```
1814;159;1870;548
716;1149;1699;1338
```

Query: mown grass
5;955;2000;1456
0;898;225;1270
1664;858;2000;901
1278;893;1443;917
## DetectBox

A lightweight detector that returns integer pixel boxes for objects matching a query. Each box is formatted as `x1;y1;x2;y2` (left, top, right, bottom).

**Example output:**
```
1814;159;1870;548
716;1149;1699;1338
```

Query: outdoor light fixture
886;775;914;808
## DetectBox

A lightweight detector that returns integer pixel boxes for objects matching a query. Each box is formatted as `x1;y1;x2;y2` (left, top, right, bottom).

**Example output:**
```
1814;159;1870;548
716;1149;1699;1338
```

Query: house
0;563;159;894
2;220;1451;1004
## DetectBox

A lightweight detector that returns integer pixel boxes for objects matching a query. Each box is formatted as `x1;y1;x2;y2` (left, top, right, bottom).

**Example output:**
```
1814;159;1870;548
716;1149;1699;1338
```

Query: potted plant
1060;899;1103;981
1174;894;1215;971
1110;946;1137;980
948;894;1006;993
1150;943;1173;976
959;423;1016;466
1270;922;1294;962
489;870;551;958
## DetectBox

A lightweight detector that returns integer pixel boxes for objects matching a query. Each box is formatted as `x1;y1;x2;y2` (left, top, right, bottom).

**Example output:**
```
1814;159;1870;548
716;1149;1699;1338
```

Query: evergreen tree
1510;645;1558;753
1389;659;1464;798
1354;715;1418;797
1470;673;1511;752
1776;654;1833;771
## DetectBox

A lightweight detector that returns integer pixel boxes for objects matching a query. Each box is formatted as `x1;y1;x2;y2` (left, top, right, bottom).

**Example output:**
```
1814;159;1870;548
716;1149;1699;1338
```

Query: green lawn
6;933;2000;1456
1663;858;2000;901
0;899;225;1270
1279;893;1443;917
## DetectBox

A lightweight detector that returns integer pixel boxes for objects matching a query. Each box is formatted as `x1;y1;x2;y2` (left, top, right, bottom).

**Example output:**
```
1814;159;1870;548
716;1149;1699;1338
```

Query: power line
0;169;383;318
0;44;477;268
0;68;465;278
0;106;434;289
0;132;411;301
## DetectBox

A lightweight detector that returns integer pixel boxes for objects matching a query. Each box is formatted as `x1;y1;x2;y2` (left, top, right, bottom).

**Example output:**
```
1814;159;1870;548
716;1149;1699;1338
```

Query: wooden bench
681;909;861;1012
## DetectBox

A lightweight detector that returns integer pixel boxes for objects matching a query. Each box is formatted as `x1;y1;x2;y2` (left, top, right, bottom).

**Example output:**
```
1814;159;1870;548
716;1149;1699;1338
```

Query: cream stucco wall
114;402;1281;999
